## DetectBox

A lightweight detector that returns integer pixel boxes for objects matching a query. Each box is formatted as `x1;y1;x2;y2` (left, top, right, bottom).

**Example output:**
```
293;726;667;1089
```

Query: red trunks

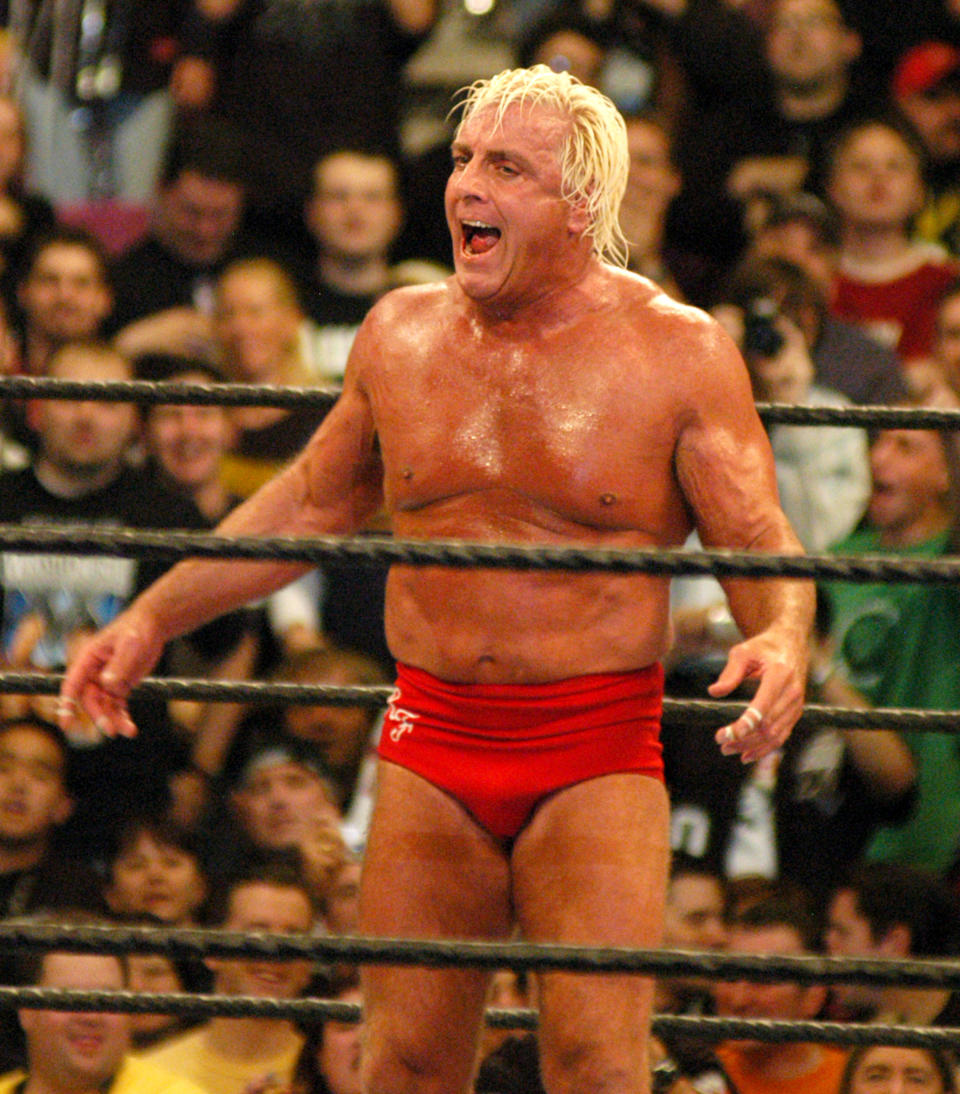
377;662;664;840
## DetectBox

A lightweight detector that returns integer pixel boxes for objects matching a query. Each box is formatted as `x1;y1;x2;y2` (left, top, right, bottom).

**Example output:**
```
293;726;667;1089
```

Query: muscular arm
674;318;814;760
60;355;383;737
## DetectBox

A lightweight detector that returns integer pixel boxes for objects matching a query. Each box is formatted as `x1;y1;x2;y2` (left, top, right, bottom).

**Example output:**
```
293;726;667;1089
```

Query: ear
567;197;590;239
51;790;74;828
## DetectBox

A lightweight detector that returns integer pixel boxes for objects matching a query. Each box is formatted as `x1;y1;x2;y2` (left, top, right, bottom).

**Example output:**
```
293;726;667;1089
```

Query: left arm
674;317;814;762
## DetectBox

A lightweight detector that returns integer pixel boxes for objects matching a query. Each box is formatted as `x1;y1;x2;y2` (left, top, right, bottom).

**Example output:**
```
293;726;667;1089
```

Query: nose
449;159;487;203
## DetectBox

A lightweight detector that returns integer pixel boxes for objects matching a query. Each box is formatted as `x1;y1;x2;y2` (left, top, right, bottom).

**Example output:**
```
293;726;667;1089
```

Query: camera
742;297;785;358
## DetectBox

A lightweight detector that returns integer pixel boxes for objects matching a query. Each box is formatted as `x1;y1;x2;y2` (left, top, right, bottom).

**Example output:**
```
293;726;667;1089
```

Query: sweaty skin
60;95;812;1094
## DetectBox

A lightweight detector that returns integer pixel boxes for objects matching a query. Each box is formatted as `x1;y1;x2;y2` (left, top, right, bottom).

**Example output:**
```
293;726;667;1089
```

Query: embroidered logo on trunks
386;686;419;743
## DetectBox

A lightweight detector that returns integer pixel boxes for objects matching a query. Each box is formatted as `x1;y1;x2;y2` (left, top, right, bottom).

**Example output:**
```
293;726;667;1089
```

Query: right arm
59;361;383;738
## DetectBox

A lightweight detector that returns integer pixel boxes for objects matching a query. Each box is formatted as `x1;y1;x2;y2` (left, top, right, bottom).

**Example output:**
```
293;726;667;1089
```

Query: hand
709;632;807;763
58;608;165;741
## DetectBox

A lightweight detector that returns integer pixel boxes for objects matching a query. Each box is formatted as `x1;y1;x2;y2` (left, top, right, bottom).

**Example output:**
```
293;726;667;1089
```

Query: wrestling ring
2;372;960;1059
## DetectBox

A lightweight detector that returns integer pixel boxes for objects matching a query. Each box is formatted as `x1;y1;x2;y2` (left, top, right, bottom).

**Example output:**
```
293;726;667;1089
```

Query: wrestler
60;67;813;1094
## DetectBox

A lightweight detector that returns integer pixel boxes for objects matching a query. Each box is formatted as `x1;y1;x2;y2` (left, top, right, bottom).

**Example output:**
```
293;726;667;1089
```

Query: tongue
469;228;500;254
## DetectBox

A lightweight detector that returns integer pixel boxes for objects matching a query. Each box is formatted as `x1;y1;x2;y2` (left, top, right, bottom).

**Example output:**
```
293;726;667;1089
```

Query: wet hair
453;65;630;267
840;1045;957;1094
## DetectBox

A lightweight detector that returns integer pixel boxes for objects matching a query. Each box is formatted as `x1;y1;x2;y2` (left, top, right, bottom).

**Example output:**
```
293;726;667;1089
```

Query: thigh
511;774;670;1090
359;760;513;1092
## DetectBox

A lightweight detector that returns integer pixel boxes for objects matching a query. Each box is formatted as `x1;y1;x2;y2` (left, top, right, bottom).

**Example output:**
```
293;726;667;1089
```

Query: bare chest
368;325;684;533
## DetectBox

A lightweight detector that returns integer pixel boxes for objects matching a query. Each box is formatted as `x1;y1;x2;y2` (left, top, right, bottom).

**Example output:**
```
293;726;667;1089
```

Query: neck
205;1017;298;1058
777;76;848;121
878;508;951;549
25;1068;114;1094
841;223;914;267
740;1041;825;1079
877;986;952;1024
191;478;232;523
34;456;121;498
0;837;47;874
24;329;57;376
317;253;390;296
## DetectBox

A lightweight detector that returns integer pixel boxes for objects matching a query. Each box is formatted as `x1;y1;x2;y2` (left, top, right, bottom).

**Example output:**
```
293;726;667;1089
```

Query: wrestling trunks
378;662;664;840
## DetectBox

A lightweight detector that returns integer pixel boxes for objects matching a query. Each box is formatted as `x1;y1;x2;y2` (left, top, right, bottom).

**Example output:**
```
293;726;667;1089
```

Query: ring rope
3;375;960;431
3;671;957;735
1;524;958;584
4;986;960;1050
3;924;960;989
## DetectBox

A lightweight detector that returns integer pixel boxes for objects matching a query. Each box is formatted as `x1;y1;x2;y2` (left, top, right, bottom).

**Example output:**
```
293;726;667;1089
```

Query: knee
362;1028;474;1094
540;1037;648;1094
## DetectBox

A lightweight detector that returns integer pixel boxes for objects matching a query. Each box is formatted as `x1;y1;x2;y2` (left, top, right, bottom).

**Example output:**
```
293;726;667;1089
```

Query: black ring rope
3;374;960;431
3;671;957;735
4;924;960;989
5;987;960;1049
1;524;959;584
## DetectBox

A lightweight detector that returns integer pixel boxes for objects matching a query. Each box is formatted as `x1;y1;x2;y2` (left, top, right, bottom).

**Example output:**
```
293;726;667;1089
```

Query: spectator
827;116;960;364
713;895;847;1093
102;815;209;926
214;258;327;500
746;191;909;404
0;341;212;859
290;969;363;1094
223;738;347;911
0;716;100;917
141;859;316;1094
302;150;407;383
824;862;960;1025
839;1045;958;1094
825;419;960;872
892;42;960;257
15;227;112;377
173;0;436;249
927;277;960;396
123;939;205;1052
3;943;206;1094
6;2;188;208
247;647;390;846
108;118;261;361
319;854;361;937
712;255;871;553
0;95;54;320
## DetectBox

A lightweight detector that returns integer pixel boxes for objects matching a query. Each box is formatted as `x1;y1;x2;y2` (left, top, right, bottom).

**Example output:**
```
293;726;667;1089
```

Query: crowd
0;0;957;1092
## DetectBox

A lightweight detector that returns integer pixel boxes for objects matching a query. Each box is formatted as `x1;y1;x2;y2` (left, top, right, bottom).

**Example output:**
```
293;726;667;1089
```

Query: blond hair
453;65;630;267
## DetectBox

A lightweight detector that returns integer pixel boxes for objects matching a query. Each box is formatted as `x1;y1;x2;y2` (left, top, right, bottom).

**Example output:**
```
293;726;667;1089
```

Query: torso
355;269;712;683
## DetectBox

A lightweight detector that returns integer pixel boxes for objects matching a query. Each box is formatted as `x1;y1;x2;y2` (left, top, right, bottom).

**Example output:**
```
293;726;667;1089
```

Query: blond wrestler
60;67;813;1094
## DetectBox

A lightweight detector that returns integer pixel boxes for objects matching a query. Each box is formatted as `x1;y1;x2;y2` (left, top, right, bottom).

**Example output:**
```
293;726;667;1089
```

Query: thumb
708;653;747;698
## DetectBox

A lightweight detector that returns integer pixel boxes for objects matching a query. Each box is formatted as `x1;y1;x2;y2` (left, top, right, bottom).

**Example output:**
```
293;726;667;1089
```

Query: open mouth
462;221;501;255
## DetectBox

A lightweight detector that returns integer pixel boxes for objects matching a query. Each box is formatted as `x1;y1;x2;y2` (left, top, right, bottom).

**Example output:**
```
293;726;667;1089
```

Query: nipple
600;493;617;506
402;467;414;480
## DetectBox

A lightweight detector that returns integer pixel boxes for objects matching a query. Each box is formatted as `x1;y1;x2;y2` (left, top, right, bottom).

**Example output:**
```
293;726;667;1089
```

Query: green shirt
827;528;960;871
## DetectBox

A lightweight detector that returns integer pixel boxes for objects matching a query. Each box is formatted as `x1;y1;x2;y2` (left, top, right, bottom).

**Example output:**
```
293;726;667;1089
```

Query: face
766;0;859;93
746;315;814;403
323;858;361;935
867;428;949;541
663;874;727;950
848;1047;947;1094
825;887;888;1013
531;31;605;88
106;832;207;924
318;987;363;1094
898;84;960;164
126;954;183;1039
445;101;590;309
146;372;232;491
934;291;960;392
307;153;402;263
0;725;71;847
216;268;301;382
19;243;112;343
20;954;129;1089
156;170;244;266
33;350;137;479
620;119;680;224
208;883;314;998
714;924;824;1021
828;125;924;232
234;761;340;850
0;97;25;187
284;664;374;777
